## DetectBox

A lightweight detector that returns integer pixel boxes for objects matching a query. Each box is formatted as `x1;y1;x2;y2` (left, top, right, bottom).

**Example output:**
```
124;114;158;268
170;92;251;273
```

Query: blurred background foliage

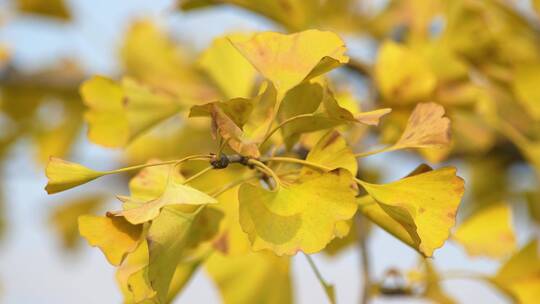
1;0;540;303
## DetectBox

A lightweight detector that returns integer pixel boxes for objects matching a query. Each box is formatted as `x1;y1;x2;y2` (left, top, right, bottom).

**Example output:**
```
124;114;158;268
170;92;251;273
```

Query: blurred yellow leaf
32;98;84;164
453;203;516;259
121;20;217;101
199;34;258;99
0;46;10;67
49;196;104;249
78;215;142;266
206;251;292;304
239;169;357;255
491;240;540;304
512;63;540;121
80;76;183;147
375;41;436;104
17;0;70;19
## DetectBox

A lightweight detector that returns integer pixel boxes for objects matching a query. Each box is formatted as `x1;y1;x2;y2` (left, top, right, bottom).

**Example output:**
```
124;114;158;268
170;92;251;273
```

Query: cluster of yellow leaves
78;162;222;303
0;0;535;303
38;25;470;304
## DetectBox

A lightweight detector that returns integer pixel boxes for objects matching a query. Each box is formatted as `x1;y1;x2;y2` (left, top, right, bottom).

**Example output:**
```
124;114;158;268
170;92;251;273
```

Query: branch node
210;154;230;169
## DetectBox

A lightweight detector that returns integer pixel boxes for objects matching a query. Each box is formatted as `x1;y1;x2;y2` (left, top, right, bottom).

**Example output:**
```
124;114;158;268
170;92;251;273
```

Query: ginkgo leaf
116;240;150;303
126;205;205;303
45;157;105;194
49;196;104;249
81;76;182;147
128;160;185;201
78;215;142;266
206;251;292;304
322;89;391;126
189;100;260;157
242;81;278;141
116;168;217;224
303;130;358;176
117;206;221;304
199;34;258;99
239;169;357;255
230;30;349;98
279;84;390;147
453;203;516;259
393;102;451;150
491;240;540;304
190;98;254;128
358;166;464;257
375;41;436;104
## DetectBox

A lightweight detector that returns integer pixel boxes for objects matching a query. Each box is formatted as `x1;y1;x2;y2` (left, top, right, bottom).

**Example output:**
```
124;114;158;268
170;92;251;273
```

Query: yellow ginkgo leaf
116;241;150;304
303;130;358;176
375;41;436;104
189;101;260;157
206;251;292;304
230;30;349;98
491;240;540;304
45;157;105;194
358;195;421;251
239;169;357;255
78;215;142;266
453;203;516;259
199;34;258;99
117;206;221;304
126;205;206;303
394;102;451;150
116;168;217;225
190;98;254;128
278;84;390;148
49;196;104;249
81;76;182;147
128;160;185;201
359;166;464;256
